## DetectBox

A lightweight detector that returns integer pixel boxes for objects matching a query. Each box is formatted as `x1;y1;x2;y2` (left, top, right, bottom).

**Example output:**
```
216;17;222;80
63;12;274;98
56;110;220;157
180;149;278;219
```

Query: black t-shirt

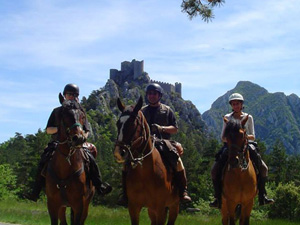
142;103;178;139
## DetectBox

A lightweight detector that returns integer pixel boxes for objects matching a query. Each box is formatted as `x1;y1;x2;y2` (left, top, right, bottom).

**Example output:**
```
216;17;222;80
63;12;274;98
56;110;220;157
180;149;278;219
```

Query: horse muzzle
113;146;128;163
229;156;240;168
71;134;86;147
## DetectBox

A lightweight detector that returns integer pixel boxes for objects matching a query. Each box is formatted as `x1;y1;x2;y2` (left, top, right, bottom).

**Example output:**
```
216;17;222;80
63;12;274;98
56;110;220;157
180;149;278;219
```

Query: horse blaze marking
118;115;130;141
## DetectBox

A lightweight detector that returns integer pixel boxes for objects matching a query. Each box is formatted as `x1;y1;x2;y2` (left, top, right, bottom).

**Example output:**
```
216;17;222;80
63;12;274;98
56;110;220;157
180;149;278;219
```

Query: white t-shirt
221;112;255;142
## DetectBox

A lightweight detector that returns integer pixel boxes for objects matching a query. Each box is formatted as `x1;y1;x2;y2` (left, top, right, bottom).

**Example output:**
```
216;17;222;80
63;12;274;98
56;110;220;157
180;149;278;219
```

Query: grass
0;199;299;225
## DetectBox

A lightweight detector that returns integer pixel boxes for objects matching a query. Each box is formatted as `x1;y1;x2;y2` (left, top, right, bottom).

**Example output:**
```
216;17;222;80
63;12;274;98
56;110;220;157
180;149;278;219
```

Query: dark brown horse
221;116;257;225
114;97;180;225
45;94;95;225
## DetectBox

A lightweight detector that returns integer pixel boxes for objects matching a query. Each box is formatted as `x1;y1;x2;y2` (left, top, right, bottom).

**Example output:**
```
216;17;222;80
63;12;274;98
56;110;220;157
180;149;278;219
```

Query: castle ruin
110;59;182;97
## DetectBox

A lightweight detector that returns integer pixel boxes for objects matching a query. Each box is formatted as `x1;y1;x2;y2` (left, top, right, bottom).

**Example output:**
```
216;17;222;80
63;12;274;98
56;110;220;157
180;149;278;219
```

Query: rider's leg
117;165;128;206
249;144;274;206
175;157;192;203
87;151;112;196
209;145;228;209
26;141;57;202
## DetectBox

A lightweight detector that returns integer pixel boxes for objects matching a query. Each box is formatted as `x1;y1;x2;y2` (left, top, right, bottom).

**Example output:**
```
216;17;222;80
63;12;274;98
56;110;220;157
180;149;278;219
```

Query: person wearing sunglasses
26;84;112;201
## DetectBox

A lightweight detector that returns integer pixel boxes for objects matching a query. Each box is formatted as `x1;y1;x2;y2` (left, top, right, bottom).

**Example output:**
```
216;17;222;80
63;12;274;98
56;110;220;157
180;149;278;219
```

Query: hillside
81;59;207;138
202;81;300;154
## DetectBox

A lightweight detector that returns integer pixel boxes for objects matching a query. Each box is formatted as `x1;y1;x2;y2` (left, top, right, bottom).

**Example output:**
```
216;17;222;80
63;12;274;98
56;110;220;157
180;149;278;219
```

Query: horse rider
117;83;191;206
26;83;112;202
209;92;274;208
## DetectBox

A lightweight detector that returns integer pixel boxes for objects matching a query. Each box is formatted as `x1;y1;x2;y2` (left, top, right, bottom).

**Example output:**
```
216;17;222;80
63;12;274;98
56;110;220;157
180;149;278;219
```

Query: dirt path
0;223;22;225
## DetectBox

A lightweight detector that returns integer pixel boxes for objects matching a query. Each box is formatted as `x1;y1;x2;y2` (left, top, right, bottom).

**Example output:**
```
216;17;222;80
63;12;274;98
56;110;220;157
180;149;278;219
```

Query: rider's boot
258;177;274;206
88;153;112;196
117;170;128;207
209;179;222;209
175;170;192;203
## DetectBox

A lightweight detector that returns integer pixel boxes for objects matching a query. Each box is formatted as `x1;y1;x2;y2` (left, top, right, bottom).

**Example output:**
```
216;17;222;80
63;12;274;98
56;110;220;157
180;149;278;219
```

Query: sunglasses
66;93;79;97
147;91;159;96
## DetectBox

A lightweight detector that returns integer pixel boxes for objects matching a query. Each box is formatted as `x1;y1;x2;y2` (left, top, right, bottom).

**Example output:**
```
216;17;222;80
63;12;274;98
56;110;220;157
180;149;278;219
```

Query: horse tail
235;204;241;221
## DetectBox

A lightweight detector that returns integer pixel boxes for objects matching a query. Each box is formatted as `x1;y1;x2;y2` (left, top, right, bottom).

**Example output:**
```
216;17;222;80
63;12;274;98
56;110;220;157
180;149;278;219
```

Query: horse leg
128;204;142;225
155;206;168;225
79;201;90;225
227;202;236;225
167;203;179;225
148;208;157;225
240;200;254;225
221;200;229;225
58;207;67;225
47;201;59;225
72;205;84;225
71;208;74;225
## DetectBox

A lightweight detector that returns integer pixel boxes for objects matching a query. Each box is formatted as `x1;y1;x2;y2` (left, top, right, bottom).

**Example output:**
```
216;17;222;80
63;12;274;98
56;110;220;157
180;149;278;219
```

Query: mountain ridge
202;81;300;154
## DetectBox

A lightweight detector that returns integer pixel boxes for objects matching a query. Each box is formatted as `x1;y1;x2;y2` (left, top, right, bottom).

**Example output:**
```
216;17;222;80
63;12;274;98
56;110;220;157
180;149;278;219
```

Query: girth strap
47;163;84;205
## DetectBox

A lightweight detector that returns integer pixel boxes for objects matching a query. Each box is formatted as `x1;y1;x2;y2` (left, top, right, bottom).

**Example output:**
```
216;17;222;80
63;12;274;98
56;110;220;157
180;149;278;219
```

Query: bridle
115;110;155;168
227;127;249;171
57;104;85;165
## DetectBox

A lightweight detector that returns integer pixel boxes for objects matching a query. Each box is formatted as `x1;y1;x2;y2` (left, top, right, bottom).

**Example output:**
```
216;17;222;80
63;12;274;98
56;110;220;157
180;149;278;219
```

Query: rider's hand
151;124;163;133
74;135;86;146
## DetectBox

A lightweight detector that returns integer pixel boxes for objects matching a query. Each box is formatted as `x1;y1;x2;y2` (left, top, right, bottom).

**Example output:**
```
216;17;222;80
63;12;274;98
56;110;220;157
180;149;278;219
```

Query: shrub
268;182;300;220
0;164;19;199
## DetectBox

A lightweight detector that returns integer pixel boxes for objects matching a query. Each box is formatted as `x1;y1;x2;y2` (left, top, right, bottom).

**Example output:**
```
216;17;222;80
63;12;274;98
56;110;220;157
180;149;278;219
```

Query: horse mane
62;100;81;110
224;118;243;142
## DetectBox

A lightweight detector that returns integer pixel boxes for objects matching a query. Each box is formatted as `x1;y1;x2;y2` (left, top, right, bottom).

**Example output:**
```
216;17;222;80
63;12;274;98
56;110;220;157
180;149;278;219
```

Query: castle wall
110;59;182;97
151;80;182;97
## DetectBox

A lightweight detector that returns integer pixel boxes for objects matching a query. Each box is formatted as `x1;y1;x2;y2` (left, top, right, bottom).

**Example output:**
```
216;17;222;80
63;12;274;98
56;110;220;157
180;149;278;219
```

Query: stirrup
97;182;112;196
180;191;192;203
259;196;275;206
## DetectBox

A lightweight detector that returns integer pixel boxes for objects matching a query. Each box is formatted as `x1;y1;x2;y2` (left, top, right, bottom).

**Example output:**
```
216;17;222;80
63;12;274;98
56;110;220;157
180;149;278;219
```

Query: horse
221;115;257;225
113;96;180;225
45;93;95;225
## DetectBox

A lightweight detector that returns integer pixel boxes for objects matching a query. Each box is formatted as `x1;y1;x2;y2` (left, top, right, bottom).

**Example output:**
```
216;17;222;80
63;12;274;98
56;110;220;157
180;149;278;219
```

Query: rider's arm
46;108;59;135
47;127;58;134
164;107;178;135
161;125;178;135
246;115;255;141
221;120;227;142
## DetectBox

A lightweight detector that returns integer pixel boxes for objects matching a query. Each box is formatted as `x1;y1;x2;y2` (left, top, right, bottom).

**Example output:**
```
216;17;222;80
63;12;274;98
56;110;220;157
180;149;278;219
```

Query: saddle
154;138;180;172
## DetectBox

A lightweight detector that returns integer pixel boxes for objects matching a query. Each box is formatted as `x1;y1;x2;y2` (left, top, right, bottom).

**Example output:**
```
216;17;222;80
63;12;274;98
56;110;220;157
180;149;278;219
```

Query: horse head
58;93;86;147
223;115;248;169
114;96;149;164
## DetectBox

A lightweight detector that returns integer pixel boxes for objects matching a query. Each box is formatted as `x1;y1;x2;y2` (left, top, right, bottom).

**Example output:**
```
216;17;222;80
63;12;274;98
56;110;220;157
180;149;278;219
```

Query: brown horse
114;97;180;225
45;94;95;225
221;116;257;225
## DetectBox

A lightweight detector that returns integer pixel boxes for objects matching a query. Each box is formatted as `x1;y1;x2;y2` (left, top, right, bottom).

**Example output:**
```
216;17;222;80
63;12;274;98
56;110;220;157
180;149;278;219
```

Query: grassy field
0;199;299;225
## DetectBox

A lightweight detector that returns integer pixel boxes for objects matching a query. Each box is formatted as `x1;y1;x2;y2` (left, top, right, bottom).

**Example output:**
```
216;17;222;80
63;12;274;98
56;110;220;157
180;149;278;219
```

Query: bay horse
221;115;257;225
45;93;95;225
113;96;180;225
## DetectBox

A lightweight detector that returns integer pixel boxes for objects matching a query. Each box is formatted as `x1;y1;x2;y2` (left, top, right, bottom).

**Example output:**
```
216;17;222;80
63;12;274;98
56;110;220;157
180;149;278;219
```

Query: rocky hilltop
202;81;300;154
81;59;207;138
81;59;300;154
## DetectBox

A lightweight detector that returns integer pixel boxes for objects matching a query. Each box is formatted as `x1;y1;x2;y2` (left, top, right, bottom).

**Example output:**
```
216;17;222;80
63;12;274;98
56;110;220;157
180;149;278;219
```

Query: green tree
181;0;225;22
0;164;19;200
269;140;287;185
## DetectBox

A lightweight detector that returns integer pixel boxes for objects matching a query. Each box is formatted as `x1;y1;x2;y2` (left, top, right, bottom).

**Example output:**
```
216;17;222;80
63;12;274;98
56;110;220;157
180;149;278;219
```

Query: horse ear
241;114;249;127
224;116;229;124
59;93;65;104
133;96;143;114
117;98;125;112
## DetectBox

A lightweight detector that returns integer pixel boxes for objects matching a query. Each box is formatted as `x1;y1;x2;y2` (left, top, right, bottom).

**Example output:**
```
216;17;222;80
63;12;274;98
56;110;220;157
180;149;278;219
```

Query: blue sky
1;0;299;143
